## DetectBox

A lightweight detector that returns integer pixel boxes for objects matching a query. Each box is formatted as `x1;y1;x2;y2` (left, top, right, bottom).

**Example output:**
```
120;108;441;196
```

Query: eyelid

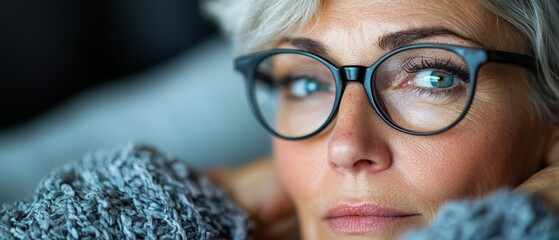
401;57;470;82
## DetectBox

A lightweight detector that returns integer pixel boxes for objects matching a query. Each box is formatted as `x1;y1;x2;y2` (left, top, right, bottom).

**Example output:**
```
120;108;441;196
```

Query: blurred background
0;0;271;202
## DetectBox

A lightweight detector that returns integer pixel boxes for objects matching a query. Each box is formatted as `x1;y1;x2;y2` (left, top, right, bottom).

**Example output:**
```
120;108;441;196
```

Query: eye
412;70;456;89
290;77;319;98
282;76;332;99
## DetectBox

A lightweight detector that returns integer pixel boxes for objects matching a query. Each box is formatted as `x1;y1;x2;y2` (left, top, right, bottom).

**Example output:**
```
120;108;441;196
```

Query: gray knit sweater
0;144;253;239
1;144;559;239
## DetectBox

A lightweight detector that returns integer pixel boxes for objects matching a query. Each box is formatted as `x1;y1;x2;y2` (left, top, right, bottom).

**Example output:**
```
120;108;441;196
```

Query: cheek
403;76;544;211
273;138;326;208
273;139;299;196
401;130;515;205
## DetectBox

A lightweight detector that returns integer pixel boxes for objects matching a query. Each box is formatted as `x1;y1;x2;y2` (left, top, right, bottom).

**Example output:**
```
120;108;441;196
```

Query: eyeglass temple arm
487;50;536;69
235;57;275;86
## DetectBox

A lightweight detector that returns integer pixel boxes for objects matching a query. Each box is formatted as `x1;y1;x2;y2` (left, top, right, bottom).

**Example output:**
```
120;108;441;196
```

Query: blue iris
415;70;455;88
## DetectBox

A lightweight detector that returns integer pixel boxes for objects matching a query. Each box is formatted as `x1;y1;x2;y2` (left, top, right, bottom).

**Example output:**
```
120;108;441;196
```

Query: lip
325;203;419;234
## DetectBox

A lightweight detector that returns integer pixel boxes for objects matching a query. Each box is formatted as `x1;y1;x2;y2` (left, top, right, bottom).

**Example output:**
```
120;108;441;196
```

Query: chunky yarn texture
405;189;559;239
0;144;253;239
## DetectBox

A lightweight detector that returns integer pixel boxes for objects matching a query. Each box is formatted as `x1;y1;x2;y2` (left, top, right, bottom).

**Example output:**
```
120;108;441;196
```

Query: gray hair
203;0;320;54
204;0;559;122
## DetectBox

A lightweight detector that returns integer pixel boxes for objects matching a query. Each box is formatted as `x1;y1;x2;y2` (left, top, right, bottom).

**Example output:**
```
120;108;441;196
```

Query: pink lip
325;203;419;234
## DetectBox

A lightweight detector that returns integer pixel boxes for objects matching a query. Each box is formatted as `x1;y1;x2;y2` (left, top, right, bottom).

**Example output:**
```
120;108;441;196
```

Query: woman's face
272;0;551;239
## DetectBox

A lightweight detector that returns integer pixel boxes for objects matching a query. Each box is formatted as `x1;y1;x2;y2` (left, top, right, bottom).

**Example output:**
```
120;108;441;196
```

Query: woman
2;0;558;239
206;0;559;239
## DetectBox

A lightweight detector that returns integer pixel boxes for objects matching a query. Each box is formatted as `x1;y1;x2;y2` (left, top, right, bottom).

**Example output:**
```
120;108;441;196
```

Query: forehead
296;0;499;48
314;0;493;33
291;0;519;61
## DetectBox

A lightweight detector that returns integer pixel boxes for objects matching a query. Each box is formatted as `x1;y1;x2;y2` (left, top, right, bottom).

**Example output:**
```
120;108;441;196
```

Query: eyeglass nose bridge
340;66;367;84
338;65;391;129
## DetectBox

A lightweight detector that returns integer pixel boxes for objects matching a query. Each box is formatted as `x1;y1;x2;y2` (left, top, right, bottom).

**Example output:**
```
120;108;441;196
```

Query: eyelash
277;74;330;86
402;57;470;82
409;88;456;100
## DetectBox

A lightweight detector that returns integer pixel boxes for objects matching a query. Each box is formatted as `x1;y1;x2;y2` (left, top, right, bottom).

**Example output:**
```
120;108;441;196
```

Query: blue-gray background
0;0;271;203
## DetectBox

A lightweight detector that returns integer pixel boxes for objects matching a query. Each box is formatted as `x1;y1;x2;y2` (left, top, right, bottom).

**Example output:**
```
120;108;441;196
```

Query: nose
327;84;392;176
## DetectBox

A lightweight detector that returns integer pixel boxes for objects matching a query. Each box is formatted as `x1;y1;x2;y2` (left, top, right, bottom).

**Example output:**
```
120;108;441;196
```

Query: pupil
426;72;453;88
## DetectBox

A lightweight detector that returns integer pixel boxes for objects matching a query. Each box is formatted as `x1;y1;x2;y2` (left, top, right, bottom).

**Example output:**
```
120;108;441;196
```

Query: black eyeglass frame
235;43;536;140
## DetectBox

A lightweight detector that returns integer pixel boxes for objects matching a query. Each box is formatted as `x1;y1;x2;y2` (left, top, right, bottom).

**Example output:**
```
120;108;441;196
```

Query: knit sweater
0;144;252;239
405;189;559;239
1;144;559;239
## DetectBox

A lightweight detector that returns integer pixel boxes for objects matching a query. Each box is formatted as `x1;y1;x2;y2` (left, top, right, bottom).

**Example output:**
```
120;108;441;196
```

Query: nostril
354;159;374;168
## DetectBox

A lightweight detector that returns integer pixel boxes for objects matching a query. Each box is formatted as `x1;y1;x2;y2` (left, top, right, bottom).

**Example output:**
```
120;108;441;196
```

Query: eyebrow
281;37;330;55
280;27;485;55
378;27;484;50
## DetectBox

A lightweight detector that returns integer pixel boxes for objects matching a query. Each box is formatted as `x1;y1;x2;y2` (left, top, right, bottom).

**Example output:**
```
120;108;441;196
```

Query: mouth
324;203;420;234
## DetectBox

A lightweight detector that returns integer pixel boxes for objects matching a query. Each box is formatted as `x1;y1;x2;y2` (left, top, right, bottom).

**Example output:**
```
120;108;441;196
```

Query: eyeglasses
234;43;535;140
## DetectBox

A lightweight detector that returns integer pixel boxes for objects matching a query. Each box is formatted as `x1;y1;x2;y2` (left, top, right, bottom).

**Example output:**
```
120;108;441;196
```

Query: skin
268;0;555;239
